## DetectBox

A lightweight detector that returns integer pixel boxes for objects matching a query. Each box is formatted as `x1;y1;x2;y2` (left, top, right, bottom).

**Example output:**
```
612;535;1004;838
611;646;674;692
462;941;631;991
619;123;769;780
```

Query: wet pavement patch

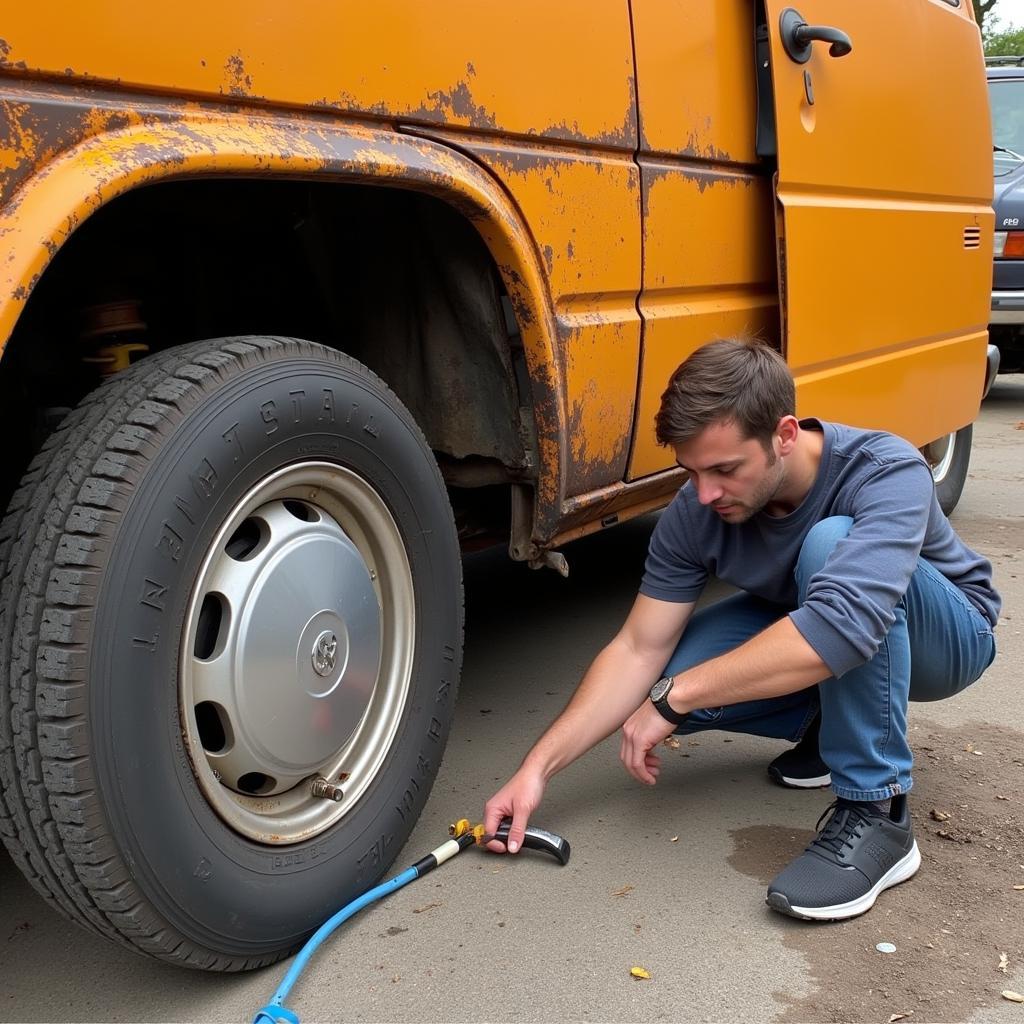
728;719;1024;1023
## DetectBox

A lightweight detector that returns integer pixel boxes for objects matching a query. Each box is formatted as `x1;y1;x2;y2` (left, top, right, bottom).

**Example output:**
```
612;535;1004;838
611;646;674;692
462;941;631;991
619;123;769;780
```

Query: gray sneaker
766;794;920;921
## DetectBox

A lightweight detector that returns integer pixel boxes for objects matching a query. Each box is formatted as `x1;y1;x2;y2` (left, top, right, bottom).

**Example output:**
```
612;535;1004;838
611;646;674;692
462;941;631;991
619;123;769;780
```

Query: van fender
0;101;566;523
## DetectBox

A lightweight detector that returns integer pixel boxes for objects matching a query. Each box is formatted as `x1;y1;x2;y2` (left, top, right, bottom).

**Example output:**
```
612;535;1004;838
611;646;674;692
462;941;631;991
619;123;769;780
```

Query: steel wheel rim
180;461;415;844
924;432;956;486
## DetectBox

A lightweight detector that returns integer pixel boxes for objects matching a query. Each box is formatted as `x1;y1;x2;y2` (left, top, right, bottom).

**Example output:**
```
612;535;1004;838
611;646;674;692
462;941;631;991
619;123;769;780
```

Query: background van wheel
922;424;973;516
0;337;462;969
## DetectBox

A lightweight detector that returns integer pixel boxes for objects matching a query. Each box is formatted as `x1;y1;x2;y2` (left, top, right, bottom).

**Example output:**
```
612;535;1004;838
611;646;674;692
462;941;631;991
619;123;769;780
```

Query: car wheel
0;336;462;969
922;424;973;516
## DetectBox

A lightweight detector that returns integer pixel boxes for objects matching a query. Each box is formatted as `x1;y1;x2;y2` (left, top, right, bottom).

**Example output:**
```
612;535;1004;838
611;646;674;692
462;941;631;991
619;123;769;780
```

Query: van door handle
779;8;853;63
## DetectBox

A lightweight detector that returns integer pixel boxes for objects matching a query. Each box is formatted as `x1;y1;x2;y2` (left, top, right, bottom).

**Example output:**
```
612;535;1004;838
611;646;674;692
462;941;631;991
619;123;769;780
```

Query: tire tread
1;337;430;971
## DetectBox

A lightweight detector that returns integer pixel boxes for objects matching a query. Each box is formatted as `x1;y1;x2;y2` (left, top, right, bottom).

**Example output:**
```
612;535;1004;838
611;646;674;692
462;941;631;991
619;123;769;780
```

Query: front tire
0;337;462;969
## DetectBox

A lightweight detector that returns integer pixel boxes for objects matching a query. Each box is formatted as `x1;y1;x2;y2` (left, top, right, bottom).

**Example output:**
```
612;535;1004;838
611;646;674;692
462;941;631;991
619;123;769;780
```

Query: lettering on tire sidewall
91;358;460;939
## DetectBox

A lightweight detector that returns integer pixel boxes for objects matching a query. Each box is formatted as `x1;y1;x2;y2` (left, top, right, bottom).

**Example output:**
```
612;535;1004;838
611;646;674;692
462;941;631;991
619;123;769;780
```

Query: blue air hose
252;831;476;1024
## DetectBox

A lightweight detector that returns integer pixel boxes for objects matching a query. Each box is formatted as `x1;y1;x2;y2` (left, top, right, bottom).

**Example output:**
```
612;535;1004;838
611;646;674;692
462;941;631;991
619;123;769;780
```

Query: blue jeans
663;517;997;801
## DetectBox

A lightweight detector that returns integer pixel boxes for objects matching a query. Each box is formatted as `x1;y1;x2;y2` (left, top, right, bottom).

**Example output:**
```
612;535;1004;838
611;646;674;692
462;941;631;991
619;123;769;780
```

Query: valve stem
310;776;344;802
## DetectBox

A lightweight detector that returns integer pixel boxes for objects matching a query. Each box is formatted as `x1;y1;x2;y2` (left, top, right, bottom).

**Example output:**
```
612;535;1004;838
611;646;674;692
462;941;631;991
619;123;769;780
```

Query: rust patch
223;52;254;98
0;84;200;207
682;122;733;164
0;37;10;63
538;74;637;150
728;719;1024;1023
0;98;92;207
427;80;498;130
638;159;762;219
407;72;636;149
0;78;568;537
562;310;632;497
469;145;567;182
542;244;554;275
679;168;747;195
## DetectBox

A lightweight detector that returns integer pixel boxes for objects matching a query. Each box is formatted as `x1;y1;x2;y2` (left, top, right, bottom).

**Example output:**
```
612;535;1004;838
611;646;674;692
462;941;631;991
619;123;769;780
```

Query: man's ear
776;415;800;457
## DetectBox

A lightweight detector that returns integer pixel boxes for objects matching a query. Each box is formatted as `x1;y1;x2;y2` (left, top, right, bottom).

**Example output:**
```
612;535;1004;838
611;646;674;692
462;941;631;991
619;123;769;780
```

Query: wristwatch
648;675;688;726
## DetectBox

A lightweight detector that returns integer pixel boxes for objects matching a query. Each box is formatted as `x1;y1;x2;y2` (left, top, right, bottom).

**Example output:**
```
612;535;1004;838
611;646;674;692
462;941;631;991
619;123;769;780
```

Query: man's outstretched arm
620;615;829;785
482;594;694;853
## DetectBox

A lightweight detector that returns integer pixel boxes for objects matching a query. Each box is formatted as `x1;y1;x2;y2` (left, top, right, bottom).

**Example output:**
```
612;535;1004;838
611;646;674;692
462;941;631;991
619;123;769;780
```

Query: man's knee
796;516;854;590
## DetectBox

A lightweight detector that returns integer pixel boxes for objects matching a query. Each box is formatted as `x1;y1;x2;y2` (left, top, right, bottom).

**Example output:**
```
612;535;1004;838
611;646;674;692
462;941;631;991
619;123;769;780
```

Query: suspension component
78;298;150;376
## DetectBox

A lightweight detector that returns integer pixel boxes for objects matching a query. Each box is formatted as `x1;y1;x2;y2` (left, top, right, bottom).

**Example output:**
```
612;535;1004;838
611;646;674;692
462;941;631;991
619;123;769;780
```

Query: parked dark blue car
989;57;1024;373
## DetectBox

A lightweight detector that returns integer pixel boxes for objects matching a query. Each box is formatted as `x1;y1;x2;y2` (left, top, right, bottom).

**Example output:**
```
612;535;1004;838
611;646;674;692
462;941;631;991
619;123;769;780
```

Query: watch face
650;676;672;702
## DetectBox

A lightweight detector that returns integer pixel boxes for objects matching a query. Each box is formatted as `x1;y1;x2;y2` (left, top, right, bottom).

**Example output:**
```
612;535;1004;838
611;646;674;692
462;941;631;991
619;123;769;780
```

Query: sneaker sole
767;767;832;789
766;840;921;921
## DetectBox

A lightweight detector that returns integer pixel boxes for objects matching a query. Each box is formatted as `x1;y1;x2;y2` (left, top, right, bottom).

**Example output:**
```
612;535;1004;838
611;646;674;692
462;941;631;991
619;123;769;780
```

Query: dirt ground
728;720;1024;1023
719;377;1024;1024
1;380;1022;1024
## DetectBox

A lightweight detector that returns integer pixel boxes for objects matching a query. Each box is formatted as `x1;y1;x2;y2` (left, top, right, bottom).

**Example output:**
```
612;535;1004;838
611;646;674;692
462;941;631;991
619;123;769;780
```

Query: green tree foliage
986;25;1024;55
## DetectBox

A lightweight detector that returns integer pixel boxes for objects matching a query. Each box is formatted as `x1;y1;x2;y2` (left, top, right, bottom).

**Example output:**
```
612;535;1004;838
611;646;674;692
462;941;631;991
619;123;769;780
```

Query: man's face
673;419;784;523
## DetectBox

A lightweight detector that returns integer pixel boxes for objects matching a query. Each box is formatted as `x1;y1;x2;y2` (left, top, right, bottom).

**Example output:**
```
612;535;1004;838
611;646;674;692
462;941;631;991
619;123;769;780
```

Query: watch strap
650;689;688;726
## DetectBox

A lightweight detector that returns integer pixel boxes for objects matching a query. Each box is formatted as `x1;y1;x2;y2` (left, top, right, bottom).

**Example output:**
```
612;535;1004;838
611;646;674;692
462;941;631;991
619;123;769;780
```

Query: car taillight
999;230;1024;258
995;231;1007;257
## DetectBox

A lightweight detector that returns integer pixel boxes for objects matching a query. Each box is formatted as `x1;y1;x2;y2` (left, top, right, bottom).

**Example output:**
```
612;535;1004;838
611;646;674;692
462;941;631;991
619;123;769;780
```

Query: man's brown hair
655;338;795;450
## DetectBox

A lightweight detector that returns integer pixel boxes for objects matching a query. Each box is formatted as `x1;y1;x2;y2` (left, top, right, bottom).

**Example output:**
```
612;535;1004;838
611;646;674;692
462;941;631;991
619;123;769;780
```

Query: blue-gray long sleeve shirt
639;419;1000;678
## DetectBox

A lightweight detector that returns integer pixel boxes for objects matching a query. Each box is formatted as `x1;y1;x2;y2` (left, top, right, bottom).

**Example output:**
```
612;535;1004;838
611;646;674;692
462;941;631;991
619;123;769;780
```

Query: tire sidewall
934;424;973;516
89;348;460;955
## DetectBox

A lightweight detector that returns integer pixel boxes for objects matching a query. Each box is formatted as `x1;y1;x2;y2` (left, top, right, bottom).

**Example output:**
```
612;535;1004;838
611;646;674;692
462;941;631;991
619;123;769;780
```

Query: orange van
0;1;994;968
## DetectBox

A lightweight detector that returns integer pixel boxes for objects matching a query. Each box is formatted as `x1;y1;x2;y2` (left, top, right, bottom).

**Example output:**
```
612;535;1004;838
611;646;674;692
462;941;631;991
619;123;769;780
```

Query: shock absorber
78;298;150;376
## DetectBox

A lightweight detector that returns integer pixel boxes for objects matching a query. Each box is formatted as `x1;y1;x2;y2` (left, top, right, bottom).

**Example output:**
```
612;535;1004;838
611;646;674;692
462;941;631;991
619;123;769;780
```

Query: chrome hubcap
180;462;414;844
923;432;956;486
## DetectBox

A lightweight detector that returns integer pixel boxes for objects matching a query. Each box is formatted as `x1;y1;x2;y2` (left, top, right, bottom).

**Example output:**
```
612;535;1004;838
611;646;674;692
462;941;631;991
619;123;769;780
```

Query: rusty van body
0;2;993;969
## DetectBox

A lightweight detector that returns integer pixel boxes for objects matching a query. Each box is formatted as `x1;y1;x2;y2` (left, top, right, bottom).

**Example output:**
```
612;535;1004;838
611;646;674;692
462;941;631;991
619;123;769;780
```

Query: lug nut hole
195;701;232;754
237;772;276;796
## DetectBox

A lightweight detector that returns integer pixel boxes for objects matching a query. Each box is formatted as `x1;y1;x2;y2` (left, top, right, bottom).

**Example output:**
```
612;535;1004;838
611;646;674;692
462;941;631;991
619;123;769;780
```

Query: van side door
759;1;992;446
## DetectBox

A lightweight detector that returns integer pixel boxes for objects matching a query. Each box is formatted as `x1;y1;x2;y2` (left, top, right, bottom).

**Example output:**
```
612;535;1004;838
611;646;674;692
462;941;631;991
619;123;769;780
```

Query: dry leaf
930;809;951;821
663;736;680;750
413;902;441;914
889;1014;912;1022
1002;991;1024;1003
964;743;974;753
997;795;1010;801
1013;885;1024;891
999;953;1010;973
630;967;651;980
1015;421;1024;430
670;835;679;842
611;885;634;897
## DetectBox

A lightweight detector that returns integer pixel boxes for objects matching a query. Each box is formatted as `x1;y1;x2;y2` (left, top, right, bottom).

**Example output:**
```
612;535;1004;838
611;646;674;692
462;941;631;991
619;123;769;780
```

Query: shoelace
809;800;872;861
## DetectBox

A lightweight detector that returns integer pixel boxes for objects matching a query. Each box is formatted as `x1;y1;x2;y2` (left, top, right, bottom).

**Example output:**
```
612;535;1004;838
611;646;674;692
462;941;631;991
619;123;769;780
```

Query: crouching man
483;338;999;920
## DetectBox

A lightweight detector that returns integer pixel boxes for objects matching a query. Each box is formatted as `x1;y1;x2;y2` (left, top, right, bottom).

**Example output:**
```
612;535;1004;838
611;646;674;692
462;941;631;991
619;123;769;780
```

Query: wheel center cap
312;630;338;677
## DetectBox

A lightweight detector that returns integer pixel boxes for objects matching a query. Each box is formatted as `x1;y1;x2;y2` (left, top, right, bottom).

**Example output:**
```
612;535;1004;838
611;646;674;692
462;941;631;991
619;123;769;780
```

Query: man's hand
483;768;546;854
619;700;677;785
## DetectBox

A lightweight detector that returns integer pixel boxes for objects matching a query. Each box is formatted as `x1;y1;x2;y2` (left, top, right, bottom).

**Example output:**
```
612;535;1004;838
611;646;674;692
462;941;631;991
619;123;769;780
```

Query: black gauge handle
495;818;571;866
